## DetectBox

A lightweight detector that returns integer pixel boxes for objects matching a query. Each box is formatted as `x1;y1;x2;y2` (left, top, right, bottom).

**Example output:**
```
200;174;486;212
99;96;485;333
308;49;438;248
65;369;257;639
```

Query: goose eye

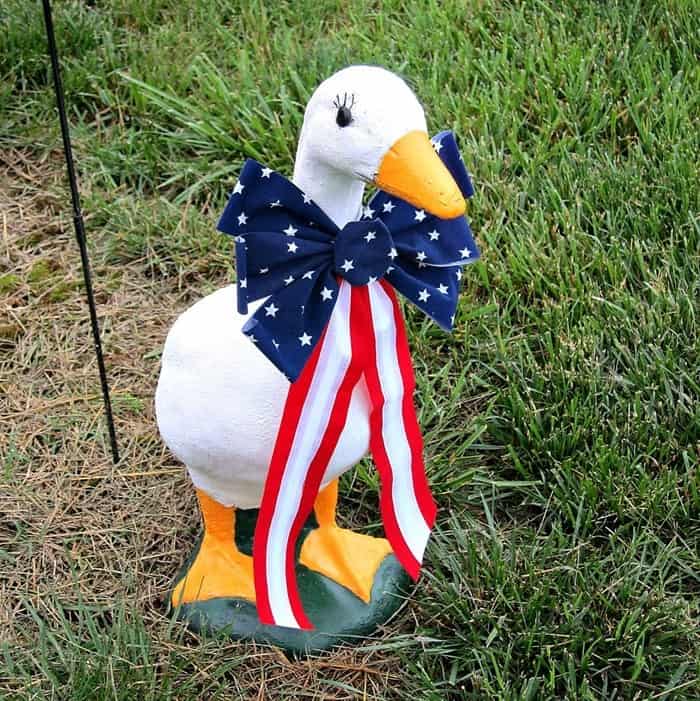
336;105;352;127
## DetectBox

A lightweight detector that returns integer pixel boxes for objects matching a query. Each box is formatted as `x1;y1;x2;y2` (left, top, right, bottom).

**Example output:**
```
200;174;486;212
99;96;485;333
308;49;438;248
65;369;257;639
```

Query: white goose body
156;65;459;510
156;285;371;508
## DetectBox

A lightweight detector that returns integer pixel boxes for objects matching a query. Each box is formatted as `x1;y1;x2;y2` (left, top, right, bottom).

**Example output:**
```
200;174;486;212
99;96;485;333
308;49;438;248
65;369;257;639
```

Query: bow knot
332;219;393;286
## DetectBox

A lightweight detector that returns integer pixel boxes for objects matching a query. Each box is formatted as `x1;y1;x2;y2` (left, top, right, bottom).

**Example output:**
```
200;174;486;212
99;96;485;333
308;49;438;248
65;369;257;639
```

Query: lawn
1;0;699;698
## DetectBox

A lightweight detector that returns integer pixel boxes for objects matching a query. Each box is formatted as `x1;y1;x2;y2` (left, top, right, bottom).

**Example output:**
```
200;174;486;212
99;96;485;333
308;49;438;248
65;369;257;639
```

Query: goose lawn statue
156;65;479;652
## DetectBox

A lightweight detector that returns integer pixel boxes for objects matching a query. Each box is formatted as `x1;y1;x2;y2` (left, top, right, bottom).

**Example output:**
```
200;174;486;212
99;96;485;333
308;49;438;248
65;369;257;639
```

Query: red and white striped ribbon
253;280;436;629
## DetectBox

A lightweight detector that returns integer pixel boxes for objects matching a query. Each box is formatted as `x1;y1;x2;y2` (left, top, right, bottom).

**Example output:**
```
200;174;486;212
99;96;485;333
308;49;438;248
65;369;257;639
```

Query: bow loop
333;219;394;286
241;267;340;381
368;131;479;270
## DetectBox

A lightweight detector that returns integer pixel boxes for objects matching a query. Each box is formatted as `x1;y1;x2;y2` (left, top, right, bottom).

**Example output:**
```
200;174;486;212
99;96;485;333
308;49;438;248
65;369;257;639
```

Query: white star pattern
222;154;475;350
432;139;443;153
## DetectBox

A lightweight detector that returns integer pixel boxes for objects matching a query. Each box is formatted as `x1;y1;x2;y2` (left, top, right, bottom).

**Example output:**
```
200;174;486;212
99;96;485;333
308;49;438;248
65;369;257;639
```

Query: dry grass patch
1;152;410;699
1;149;188;635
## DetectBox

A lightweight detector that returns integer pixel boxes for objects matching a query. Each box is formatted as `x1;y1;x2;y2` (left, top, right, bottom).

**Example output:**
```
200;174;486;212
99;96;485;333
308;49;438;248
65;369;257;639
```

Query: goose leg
171;489;255;607
299;479;392;603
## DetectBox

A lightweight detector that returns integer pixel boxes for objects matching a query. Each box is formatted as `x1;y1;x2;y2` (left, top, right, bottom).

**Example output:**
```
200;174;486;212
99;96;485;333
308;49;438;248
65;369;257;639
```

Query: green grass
2;0;699;698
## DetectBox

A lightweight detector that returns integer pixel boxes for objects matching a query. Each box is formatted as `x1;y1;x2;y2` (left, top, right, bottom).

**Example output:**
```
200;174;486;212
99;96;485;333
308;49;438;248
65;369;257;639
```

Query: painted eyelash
332;93;355;109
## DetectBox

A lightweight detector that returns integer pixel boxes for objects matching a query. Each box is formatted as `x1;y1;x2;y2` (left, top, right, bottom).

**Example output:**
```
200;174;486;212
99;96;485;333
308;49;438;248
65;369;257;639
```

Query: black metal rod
42;0;120;464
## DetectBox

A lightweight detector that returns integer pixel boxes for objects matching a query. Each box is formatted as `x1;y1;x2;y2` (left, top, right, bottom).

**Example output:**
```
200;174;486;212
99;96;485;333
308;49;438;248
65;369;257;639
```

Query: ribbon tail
234;238;249;314
252;281;362;629
364;281;436;579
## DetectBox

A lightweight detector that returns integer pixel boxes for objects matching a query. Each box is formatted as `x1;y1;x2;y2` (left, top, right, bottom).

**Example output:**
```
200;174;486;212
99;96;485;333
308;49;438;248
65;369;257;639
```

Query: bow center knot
333;219;393;286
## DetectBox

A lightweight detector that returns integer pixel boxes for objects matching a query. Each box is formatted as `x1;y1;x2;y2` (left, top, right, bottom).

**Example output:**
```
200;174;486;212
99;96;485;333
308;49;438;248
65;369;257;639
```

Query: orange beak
374;130;466;219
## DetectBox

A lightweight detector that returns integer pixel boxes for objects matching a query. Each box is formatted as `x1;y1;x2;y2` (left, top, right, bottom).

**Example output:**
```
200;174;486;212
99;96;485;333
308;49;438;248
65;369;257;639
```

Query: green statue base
170;508;410;655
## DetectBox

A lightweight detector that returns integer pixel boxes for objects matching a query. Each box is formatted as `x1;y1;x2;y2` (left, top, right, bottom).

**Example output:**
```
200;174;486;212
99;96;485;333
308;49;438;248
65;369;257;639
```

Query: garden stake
42;0;119;464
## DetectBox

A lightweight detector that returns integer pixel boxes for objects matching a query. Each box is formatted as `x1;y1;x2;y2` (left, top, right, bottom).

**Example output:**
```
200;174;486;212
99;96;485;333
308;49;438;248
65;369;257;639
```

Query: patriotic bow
218;131;479;382
218;131;479;629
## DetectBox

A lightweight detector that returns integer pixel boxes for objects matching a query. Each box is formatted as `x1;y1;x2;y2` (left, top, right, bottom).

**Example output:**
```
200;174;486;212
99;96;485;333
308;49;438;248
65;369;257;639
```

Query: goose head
292;65;466;228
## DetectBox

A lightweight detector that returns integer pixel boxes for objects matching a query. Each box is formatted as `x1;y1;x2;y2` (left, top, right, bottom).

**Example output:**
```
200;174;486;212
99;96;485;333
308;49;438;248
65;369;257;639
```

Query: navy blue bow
217;131;479;381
